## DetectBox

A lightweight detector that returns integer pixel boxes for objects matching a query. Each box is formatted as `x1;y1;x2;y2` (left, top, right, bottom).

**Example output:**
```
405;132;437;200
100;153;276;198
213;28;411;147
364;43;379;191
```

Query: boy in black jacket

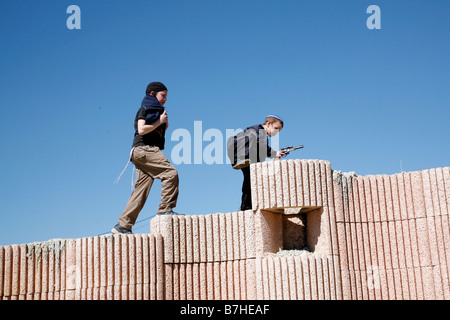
227;115;285;210
112;82;182;235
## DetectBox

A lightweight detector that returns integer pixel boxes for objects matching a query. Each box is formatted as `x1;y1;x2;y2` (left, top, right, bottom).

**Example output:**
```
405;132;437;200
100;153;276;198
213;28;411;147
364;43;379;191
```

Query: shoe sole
157;212;185;216
111;228;132;235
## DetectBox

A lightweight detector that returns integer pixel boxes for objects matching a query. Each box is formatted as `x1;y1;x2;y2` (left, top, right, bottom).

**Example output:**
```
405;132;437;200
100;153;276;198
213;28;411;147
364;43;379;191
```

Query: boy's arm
267;145;285;159
137;111;168;136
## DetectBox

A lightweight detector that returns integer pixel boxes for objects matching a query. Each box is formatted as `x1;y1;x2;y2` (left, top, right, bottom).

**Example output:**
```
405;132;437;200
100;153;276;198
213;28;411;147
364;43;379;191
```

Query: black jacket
227;124;276;169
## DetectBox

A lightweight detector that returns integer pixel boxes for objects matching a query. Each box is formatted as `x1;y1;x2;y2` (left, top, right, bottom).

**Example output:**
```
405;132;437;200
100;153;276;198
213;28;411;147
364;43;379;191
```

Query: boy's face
266;121;283;137
153;90;168;106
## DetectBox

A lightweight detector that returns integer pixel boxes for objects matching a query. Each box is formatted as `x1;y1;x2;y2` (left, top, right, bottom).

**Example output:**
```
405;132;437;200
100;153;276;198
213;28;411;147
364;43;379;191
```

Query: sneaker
157;210;185;216
111;223;133;234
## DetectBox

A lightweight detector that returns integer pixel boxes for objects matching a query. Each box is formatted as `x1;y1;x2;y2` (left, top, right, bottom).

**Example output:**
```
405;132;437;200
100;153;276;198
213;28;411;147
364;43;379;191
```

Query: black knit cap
146;82;168;95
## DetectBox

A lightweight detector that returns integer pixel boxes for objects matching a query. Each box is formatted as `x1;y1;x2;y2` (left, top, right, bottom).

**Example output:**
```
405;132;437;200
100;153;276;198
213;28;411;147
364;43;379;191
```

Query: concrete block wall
0;234;165;300
1;159;448;300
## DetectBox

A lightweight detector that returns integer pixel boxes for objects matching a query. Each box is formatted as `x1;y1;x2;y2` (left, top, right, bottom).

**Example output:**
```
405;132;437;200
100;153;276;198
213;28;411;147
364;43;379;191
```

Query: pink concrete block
319;161;329;207
250;163;259;209
158;215;173;263
429;169;441;218
225;213;234;261
218;213;228;261
226;260;234;299
173;216;180;263
232;212;241;260
148;234;156;300
185;215;193;263
315;256;324;300
155;235;164;299
179;216;187;263
0;246;4;297
308;160;317;207
408;171;426;219
421;266;436;299
327;206;340;255
113;235;122;294
262;161;270;209
179;263;186;299
212;214;221;262
2;246;12;298
213;262;221;299
238;211;246;260
422;170;434;218
292;257;304;300
220;261;228;299
332;175;344;222
336;222;349;269
288;160;298;207
260;258;270;300
244;210;256;259
99;236;107;290
324;162;333;208
444;167;450;216
390;174;402;221
255;163;265;210
254;258;264;299
397;173;409;221
198;215;207;262
246;259;256;300
191;215;200;263
281;160;290;208
295;160;304;206
19;244;27;296
302;161;310;206
11;245;20;297
315;161;324;207
141;235;150;300
301;257;312;300
135;235;143;288
426;216;440;266
65;240;76;293
233;260;241;299
436;168;448;216
205;214;214;262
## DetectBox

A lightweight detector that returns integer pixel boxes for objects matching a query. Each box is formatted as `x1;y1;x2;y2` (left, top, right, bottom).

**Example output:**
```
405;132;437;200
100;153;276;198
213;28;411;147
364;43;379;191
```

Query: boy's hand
275;150;286;159
160;110;168;124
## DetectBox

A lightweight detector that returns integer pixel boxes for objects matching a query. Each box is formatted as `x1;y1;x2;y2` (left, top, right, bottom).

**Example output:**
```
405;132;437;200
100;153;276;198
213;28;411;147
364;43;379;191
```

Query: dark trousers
240;166;252;210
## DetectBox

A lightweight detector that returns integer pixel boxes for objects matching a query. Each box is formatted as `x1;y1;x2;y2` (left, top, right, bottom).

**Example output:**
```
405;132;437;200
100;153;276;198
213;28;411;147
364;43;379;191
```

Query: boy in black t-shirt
112;82;182;235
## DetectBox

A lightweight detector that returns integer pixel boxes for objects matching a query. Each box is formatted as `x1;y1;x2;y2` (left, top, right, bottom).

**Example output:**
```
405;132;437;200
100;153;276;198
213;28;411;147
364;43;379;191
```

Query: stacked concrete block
149;210;289;299
250;159;332;210
332;168;449;300
254;254;336;300
0;234;164;300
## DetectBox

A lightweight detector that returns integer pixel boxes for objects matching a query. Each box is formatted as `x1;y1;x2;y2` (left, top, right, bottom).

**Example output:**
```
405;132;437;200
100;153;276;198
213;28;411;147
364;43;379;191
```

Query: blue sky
1;0;449;246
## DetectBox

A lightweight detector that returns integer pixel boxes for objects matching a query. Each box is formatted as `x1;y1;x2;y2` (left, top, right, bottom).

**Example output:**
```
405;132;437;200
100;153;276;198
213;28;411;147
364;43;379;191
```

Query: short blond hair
264;116;284;127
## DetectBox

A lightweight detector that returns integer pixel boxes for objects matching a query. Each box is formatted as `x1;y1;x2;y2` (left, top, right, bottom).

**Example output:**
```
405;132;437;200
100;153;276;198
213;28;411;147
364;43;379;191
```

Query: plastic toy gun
280;145;304;157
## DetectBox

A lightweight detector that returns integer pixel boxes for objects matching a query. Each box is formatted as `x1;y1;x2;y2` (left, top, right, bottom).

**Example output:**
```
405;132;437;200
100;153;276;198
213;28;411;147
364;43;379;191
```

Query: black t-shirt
132;106;166;149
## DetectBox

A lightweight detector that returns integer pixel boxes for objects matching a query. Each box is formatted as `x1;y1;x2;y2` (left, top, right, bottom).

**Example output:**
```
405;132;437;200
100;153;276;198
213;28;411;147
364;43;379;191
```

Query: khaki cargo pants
118;145;179;230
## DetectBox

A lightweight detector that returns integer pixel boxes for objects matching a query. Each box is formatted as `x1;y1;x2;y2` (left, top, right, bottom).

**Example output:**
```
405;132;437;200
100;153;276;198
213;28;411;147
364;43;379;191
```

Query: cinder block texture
250;159;332;210
331;167;449;300
0;234;164;300
1;161;448;300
